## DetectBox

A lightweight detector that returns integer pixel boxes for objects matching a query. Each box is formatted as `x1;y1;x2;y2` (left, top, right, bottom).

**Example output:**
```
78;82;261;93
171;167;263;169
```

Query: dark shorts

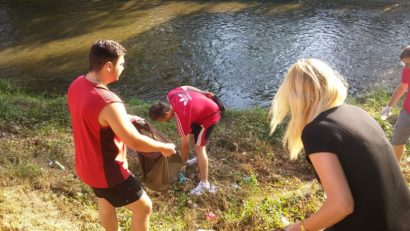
92;175;144;208
191;123;216;146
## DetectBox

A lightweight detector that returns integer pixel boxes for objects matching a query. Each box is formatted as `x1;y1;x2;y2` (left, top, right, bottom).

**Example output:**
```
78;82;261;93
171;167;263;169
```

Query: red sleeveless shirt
67;76;130;188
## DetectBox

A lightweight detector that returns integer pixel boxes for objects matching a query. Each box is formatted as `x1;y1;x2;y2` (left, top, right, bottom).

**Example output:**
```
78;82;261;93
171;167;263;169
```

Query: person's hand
129;115;145;124
284;222;301;231
204;91;215;98
380;106;392;120
161;143;176;157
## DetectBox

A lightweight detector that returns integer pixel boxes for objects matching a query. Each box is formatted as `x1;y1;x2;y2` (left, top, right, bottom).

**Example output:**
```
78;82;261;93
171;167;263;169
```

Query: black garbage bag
132;120;183;191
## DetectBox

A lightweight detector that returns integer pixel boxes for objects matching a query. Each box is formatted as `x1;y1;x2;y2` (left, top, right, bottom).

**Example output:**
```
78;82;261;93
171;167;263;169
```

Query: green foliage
220;180;323;230
0;79;14;94
127;98;148;106
14;163;44;179
222;108;271;139
348;88;396;138
0;93;69;129
215;108;286;152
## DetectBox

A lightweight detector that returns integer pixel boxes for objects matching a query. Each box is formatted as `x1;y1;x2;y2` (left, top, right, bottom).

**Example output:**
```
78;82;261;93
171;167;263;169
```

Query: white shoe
189;182;217;196
186;157;198;166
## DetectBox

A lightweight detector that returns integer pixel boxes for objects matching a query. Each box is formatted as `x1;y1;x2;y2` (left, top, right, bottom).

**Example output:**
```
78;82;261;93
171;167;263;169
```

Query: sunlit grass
0;79;408;230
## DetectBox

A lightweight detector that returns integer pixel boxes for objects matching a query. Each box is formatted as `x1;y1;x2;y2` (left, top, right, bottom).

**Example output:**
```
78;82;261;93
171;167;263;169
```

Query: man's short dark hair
149;102;171;121
400;46;410;60
89;40;126;72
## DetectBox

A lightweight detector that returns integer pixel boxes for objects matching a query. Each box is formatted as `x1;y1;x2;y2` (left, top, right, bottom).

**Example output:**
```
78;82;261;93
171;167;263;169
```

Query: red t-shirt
401;67;410;113
167;87;221;137
67;76;130;188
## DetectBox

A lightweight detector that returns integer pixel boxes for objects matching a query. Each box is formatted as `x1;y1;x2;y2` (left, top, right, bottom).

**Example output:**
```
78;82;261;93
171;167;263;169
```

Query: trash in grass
242;175;251;183
192;203;198;208
186;157;198;166
178;172;187;183
281;216;290;226
47;160;65;170
242;175;258;185
188;199;198;208
205;212;217;221
230;183;240;190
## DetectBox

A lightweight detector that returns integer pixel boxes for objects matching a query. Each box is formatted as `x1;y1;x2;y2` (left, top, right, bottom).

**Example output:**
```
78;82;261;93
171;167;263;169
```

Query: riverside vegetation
0;80;409;231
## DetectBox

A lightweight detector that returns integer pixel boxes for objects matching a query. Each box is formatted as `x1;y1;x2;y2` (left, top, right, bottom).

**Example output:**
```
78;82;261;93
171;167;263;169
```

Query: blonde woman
269;59;410;231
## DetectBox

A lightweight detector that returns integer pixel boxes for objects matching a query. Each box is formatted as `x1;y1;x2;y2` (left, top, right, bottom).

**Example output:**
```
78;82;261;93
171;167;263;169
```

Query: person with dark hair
149;86;221;195
67;39;176;231
380;45;410;161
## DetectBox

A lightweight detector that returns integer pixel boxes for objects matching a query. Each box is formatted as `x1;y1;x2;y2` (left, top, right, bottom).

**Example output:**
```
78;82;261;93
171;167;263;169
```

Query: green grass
348;89;393;136
0;79;408;231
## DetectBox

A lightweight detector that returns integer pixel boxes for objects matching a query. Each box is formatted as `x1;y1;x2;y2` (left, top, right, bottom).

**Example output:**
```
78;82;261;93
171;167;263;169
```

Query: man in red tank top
148;86;221;195
67;40;176;231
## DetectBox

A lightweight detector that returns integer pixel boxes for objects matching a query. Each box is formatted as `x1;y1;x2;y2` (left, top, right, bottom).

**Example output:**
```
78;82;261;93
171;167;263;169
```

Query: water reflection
0;0;409;108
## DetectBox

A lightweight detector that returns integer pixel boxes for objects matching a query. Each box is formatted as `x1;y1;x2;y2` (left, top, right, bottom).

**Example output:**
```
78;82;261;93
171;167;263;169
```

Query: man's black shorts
92;175;144;207
191;123;216;146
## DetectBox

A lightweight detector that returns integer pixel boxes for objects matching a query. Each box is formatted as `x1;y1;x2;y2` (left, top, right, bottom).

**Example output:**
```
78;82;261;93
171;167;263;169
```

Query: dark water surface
0;0;409;108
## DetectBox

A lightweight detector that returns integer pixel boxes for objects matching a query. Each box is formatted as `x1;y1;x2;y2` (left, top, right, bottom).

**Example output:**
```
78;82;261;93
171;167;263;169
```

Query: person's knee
97;198;116;216
128;194;152;217
194;145;206;155
97;205;117;230
99;207;116;216
142;196;153;216
138;195;152;216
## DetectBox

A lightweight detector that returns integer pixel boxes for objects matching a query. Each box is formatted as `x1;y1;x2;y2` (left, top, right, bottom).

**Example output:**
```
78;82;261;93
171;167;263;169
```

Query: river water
0;0;409;108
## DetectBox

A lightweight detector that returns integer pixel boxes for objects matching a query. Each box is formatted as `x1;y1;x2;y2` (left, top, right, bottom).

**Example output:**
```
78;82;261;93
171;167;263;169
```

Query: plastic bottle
48;160;65;170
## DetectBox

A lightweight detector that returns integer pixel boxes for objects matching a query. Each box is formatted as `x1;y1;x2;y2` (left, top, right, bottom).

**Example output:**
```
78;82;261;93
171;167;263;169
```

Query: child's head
400;46;410;67
269;58;347;158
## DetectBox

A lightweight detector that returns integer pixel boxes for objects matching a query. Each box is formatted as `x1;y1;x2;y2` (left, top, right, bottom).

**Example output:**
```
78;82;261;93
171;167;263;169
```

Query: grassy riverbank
0;80;409;231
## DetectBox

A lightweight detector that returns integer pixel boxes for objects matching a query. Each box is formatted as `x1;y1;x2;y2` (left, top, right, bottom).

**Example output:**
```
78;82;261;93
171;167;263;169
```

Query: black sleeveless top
302;104;410;231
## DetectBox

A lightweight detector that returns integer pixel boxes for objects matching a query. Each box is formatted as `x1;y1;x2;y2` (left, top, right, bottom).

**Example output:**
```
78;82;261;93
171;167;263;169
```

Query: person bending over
269;58;410;231
149;86;221;195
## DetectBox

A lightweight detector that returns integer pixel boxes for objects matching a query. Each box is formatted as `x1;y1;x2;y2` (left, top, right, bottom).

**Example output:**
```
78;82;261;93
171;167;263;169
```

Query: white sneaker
189;182;217;196
186;157;198;166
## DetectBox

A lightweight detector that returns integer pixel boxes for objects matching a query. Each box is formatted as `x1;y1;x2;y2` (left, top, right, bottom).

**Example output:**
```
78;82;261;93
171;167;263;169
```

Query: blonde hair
269;58;347;159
